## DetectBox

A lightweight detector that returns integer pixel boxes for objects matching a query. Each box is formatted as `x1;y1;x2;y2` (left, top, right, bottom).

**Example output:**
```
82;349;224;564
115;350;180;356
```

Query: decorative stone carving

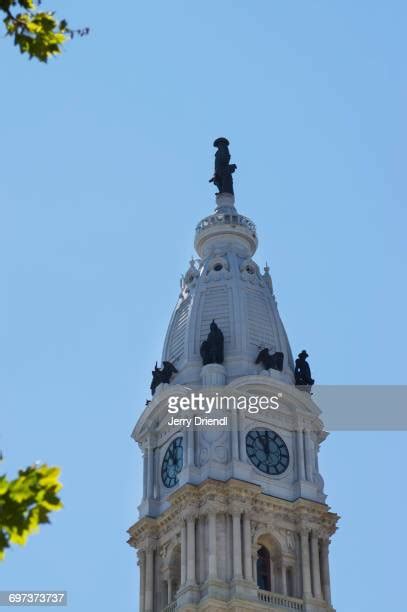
251;522;259;538
286;530;296;551
199;430;229;465
199;446;209;466
240;258;260;283
263;263;273;292
180;257;200;297
206;254;229;274
159;542;169;558
214;445;227;463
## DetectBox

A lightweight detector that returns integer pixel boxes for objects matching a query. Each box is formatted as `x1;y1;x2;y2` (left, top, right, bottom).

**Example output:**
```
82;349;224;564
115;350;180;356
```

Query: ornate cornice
127;516;158;549
127;478;339;550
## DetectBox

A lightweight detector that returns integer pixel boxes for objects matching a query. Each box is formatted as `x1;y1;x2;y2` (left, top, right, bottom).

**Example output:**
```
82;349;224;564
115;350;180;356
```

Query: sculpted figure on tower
294;350;315;389
255;347;284;372
209;137;237;195
200;320;224;365
150;361;178;395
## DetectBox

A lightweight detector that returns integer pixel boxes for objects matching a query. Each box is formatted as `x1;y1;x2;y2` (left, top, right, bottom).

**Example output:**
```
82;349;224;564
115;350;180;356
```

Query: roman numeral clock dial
246;429;289;475
161;436;183;488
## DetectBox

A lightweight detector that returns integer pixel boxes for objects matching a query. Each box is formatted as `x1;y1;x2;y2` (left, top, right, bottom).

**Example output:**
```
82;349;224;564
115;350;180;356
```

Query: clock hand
259;435;267;451
175;451;182;471
170;447;181;470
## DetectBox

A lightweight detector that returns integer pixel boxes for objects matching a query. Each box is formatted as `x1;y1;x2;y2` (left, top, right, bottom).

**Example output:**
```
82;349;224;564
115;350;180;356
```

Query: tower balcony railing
257;590;304;610
162;591;304;611
195;212;257;236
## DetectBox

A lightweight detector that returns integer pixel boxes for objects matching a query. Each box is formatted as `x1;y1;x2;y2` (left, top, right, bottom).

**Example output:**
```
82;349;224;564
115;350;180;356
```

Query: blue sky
1;1;406;610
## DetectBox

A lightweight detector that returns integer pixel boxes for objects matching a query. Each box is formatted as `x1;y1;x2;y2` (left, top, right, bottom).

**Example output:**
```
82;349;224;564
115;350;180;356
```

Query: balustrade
257;589;304;610
196;213;257;235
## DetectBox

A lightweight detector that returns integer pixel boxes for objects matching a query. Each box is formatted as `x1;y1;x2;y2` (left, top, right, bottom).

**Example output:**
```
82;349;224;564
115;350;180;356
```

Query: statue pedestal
215;192;236;213
201;363;226;386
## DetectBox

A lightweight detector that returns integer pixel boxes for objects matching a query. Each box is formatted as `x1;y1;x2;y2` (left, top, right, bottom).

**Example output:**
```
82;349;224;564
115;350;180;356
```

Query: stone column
320;538;332;604
142;451;147;499
181;522;187;586
186;516;196;584
311;532;322;599
187;429;195;467
232;512;243;579
252;545;258;586
231;411;239;461
184;429;189;466
296;429;306;481
167;579;172;604
281;563;287;595
146;440;154;499
208;512;217;579
270;558;275;591
137;551;145;612
145;548;154;612
300;529;312;599
242;514;253;581
239;427;246;462
304;430;314;481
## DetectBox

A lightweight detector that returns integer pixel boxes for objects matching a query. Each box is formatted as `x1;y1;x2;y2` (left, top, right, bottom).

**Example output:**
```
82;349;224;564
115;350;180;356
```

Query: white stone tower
128;139;338;612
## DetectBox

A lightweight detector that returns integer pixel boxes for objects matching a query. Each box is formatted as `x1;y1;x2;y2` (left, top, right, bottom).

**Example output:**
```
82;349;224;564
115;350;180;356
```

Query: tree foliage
0;463;63;560
1;0;88;62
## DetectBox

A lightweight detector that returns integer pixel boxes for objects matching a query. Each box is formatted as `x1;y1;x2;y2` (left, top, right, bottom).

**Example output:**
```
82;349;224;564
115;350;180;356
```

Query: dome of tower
161;193;295;386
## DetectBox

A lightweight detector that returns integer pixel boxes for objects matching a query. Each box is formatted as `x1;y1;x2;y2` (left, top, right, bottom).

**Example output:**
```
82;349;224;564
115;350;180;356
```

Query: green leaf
0;477;9;496
18;1;37;9
1;3;87;62
0;463;62;560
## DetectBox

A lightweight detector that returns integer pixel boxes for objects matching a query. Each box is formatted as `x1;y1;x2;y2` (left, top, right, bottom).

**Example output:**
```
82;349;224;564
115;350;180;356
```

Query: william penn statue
209;137;237;195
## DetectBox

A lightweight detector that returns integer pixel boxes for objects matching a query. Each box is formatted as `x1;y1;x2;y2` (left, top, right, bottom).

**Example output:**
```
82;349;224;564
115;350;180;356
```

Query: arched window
161;544;181;606
255;534;286;594
257;545;271;591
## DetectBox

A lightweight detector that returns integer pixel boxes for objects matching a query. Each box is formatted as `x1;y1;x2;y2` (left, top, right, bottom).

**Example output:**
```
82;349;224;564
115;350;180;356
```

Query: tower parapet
195;203;257;259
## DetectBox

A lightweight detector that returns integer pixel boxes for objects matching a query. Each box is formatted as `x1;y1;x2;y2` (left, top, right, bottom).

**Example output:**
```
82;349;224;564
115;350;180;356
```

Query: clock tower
128;139;338;612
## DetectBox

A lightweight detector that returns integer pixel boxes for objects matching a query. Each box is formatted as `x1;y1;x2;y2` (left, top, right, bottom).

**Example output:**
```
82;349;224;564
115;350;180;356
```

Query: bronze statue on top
209;137;237;195
200;320;224;365
294;350;315;391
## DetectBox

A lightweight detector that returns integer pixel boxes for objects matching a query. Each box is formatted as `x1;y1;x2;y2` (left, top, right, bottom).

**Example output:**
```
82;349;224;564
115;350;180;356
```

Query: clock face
161;437;183;488
246;429;289;475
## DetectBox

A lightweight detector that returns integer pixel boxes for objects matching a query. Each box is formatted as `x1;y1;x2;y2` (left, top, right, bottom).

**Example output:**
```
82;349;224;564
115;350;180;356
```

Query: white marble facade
128;194;338;611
